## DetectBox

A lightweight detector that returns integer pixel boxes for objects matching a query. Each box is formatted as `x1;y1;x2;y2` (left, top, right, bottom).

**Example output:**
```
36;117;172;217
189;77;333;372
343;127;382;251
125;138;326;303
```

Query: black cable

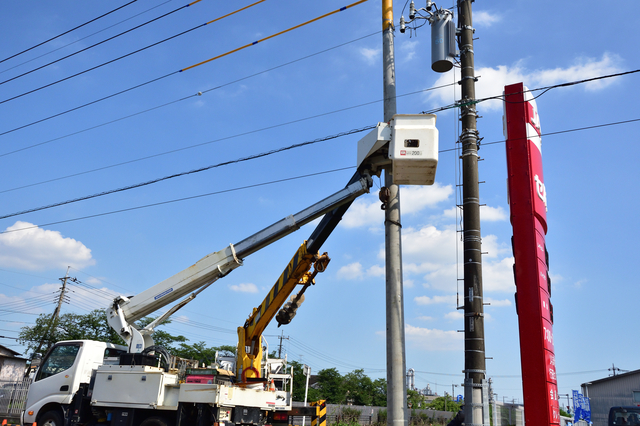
0;166;354;235
438;118;640;153
0;1;198;87
0;0;138;65
0;127;372;221
0;84;452;193
0;1;174;76
0;31;380;139
420;68;640;115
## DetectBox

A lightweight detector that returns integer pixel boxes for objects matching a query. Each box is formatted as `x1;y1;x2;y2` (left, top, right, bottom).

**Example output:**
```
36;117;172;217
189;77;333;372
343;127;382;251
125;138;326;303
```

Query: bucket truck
21;114;439;426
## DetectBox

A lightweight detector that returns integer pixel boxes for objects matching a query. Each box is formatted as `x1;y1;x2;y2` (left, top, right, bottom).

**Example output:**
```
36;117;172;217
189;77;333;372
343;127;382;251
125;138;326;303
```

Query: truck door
25;342;82;412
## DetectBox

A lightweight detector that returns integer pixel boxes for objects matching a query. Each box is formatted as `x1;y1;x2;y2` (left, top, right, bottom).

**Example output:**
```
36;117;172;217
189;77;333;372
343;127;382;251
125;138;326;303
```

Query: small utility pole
277;331;289;359
34;266;71;356
458;0;488;424
382;2;407;426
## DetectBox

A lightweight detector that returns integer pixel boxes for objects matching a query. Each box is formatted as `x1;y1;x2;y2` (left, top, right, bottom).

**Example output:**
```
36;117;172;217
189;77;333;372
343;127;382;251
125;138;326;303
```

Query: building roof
0;344;21;358
582;368;640;388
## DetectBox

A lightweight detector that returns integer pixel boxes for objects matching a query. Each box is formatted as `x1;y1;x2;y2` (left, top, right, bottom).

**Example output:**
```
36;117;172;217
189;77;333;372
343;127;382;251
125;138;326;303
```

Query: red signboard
504;82;559;425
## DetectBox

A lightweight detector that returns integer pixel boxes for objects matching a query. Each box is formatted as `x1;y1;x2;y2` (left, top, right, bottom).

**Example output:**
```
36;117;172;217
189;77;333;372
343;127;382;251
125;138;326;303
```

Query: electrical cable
1;115;638;235
0;0;209;86
0;1;265;106
3;112;639;227
0;0;140;65
0;127;373;221
0;31;379;139
0;0;367;106
0;1;175;76
0;166;354;235
0;83;454;192
438;118;640;154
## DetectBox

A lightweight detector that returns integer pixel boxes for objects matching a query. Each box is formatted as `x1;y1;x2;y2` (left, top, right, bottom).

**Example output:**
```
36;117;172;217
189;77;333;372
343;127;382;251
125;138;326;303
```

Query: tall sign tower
504;82;559;426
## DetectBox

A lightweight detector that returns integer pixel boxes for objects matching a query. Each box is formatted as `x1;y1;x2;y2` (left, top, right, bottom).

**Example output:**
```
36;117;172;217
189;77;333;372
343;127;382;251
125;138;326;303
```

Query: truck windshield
36;343;81;381
611;408;640;425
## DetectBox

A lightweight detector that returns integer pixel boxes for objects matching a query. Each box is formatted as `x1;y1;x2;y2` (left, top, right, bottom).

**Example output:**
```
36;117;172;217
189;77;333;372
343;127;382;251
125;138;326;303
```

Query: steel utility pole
458;0;488;424
382;1;407;426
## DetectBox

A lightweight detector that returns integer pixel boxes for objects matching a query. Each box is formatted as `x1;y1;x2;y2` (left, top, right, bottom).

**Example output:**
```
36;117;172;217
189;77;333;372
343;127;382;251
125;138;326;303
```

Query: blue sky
1;0;639;405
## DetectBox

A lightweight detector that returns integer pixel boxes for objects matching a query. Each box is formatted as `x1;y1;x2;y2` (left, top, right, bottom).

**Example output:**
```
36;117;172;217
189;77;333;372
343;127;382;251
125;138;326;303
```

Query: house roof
0;344;21;358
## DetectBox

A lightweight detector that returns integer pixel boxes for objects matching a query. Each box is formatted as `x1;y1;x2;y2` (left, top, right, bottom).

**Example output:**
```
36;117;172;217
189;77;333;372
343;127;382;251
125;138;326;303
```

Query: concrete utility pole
382;2;407;426
457;1;488;424
34;266;71;356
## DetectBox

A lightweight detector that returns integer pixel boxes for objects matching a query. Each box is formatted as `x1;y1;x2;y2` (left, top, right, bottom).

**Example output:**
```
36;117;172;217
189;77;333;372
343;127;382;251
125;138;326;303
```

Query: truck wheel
140;416;170;426
39;410;63;426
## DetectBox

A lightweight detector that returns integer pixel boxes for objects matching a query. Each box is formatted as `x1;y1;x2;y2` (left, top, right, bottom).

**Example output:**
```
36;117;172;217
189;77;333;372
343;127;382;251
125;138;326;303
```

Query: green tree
134;317;187;349
372;378;387;407
19;311;189;357
19;309;125;356
427;395;461;413
288;360;321;402
343;369;375;405
172;343;236;366
407;389;426;409
315;367;344;403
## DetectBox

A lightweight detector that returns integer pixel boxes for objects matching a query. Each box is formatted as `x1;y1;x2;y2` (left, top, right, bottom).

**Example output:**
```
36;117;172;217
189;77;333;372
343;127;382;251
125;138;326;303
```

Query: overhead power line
0;0;208;86
0;0;266;105
0;0;139;65
0;83;452;194
0;31;379;140
0;166;354;235
2;114;637;235
0;1;368;107
0;126;372;221
0;0;174;76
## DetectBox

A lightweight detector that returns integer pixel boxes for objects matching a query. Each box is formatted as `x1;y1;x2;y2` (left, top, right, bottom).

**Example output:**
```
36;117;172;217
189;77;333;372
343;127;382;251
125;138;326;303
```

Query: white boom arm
107;175;372;352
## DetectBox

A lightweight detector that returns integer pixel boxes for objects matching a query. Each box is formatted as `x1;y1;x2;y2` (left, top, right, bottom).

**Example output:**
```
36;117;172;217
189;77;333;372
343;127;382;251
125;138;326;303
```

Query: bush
333;407;361;425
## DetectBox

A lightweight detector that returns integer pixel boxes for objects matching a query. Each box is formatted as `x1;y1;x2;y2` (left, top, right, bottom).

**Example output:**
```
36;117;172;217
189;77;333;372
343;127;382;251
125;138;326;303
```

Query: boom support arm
107;174;372;352
236;243;330;380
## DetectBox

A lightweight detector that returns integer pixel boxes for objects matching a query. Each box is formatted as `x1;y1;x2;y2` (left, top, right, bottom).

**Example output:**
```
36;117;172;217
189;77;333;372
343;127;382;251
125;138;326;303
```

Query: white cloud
427;52;623;111
405;324;463;351
341;193;383;229
415;294;456;305
342;185;453;230
485;297;512;307
482;257;516;292
444;311;464;320
480;205;507;222
443;205;506;223
367;264;385;277
417;315;434;321
0;221;95;271
360;47;381;65
337;262;364;280
229;283;259;293
401;225;458;266
474;11;501;27
400;184;453;214
399;40;419;62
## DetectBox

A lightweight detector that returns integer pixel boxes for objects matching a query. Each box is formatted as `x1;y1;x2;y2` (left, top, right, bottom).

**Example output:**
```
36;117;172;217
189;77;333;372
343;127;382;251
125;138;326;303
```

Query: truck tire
140;416;170;426
39;410;63;426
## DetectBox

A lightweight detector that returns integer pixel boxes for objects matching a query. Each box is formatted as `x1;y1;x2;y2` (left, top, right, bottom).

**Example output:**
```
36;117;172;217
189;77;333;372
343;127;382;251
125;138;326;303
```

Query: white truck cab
22;340;126;426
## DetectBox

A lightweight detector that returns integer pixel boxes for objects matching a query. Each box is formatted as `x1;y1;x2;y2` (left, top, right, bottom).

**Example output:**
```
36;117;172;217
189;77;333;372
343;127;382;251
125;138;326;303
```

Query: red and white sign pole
504;82;559;425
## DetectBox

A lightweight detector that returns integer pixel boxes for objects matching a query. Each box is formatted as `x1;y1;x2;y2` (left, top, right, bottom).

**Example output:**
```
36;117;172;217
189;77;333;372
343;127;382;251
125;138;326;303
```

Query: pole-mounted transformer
429;8;456;72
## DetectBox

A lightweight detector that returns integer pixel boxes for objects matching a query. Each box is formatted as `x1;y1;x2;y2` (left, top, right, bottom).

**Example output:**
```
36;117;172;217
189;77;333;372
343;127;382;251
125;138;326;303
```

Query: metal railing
0;378;31;416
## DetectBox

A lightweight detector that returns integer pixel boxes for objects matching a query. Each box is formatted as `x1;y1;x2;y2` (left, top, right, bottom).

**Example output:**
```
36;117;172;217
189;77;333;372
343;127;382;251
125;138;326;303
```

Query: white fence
0;378;31;417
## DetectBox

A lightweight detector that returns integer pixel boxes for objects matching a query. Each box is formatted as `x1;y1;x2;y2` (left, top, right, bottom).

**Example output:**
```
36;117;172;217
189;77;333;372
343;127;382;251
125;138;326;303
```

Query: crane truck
21;114;439;426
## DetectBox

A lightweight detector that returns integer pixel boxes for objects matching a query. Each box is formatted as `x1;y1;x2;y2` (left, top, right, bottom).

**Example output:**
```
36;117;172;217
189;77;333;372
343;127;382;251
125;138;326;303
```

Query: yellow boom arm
236;242;329;380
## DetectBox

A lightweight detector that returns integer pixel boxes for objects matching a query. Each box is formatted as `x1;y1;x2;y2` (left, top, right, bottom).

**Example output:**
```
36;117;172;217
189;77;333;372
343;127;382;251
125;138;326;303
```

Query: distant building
0;345;27;382
582;369;640;426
